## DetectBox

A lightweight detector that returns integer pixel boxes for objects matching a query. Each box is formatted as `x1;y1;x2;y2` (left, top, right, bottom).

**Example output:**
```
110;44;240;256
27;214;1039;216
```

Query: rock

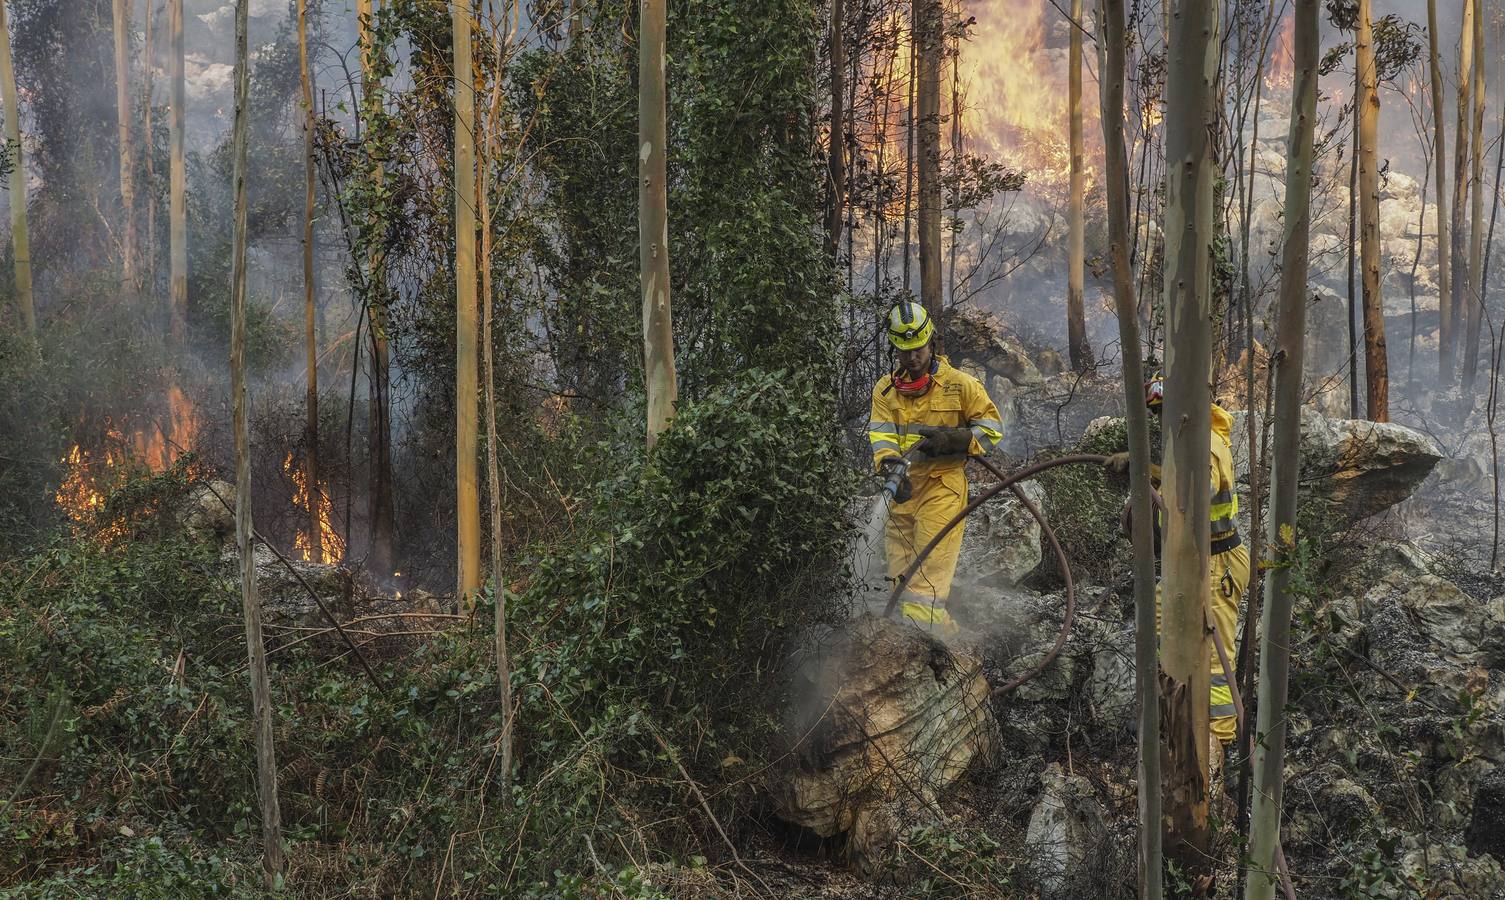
1035;349;1067;378
1024;763;1111;897
176;480;235;545
1399;840;1505;900
970;591;1079;703
1229;409;1442;524
1466;767;1505;862
955;479;1045;589
235;544;358;629
1086;627;1136;732
772;614;997;873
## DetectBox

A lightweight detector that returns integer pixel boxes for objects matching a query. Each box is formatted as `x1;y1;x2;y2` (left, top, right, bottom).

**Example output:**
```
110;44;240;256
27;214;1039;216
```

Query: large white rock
772;615;996;873
1024;763;1112;897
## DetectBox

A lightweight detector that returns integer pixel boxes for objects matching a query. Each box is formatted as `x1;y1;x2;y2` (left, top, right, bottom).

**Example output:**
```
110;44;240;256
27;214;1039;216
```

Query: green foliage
896;823;1015;897
1031;418;1156;587
511;370;852;776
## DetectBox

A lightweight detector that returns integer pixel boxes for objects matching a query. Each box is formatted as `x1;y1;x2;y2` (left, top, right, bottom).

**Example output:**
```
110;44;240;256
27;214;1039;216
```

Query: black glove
1103;451;1131;477
912;425;974;459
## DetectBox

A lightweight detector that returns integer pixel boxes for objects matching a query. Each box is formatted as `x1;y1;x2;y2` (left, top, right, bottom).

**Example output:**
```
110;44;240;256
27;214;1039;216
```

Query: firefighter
1105;373;1249;750
868;301;1005;635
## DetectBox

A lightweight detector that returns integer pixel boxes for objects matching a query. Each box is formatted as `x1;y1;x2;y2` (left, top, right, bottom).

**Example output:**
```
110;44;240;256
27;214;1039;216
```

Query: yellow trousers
886;465;967;625
1156;542;1250;744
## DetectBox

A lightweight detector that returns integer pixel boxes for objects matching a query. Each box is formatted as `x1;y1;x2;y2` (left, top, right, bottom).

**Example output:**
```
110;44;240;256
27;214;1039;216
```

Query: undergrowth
0;370;852;897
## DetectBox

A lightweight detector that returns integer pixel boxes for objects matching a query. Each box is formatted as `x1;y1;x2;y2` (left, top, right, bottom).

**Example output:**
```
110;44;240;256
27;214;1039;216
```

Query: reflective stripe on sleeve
969;418;1004;451
1211;488;1240;534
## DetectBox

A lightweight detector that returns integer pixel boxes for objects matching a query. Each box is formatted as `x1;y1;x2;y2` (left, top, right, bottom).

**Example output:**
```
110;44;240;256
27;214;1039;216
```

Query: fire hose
878;453;1297;896
880;452;1108;699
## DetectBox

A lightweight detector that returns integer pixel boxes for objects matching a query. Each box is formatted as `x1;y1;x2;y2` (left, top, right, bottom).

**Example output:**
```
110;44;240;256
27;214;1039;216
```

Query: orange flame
284;451;344;565
957;0;1098;196
1265;14;1295;92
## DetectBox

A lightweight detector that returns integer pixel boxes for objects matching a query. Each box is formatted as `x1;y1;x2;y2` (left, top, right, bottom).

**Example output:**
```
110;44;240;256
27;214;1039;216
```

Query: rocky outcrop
172;479;235;545
1024;763;1112;897
955;479;1046;589
772;615;996;872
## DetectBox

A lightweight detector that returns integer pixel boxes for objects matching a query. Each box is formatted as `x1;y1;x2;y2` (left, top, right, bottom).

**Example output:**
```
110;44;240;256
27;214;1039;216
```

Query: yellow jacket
1151;403;1240;538
867;357;1004;475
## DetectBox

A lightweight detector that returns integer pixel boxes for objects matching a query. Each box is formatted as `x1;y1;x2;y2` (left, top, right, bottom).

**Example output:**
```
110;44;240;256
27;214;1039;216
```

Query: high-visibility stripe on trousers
1155;541;1250;744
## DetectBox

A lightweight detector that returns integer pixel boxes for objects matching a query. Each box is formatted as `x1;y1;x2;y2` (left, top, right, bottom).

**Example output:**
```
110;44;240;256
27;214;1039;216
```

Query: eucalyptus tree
1246;4;1320;893
0;0;33;337
1159;0;1219;877
228;0;284;882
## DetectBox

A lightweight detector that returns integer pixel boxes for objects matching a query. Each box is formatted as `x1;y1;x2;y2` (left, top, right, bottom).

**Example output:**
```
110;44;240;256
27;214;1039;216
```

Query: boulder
233;544;359;629
175;480;235;545
955;479;1045;588
1024;763;1112;897
772;614;996;872
1228;409;1442;525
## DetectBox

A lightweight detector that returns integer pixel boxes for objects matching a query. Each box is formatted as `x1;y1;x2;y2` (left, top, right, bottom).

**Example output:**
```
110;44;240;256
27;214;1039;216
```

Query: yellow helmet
887;300;934;351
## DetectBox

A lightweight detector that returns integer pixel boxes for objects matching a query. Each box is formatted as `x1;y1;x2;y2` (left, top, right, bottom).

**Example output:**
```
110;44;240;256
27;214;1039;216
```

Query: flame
55;443;113;522
128;385;199;474
1265;14;1295;92
284;451;345;565
957;0;1098;196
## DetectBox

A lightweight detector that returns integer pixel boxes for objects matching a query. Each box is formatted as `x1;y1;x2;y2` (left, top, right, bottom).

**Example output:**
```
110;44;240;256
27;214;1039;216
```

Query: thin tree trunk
903;27;915;292
1463;6;1486;393
1161;0;1219;876
1098;0;1161;892
1430;0;1453;385
480;1;513;787
915;0;941;312
1067;0;1090;370
1357;0;1387;421
143;0;155;296
229;0;284;883
454;0;481;599
168;0;185;346
1347;116;1359;418
948;38;960;304
359;0;396;576
1245;3;1318;895
640;0;676;447
299;0;322;559
113;0;137;291
825;0;844;263
0;0;33;337
1450;0;1474;389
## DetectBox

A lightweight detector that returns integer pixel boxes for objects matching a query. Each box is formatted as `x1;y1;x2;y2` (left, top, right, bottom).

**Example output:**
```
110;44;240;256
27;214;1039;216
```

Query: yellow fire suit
869;357;1004;631
1153;403;1250;745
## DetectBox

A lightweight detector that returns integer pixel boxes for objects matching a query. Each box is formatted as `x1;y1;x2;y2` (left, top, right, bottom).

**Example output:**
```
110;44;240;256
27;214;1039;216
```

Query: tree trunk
824;0;844;263
481;4;514;784
112;0;137;291
1160;0;1218;878
142;0;155;295
359;0;396;576
0;0;34;337
454;0;481;599
640;0;676;447
1098;0;1161;892
1463;6;1486;393
1244;3;1318;895
229;0;284;883
168;0;186;346
915;0;941;312
1429;0;1452;386
299;0;322;559
1357;0;1386;421
1449;0;1474;389
1067;0;1091;370
1347;76;1359;418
